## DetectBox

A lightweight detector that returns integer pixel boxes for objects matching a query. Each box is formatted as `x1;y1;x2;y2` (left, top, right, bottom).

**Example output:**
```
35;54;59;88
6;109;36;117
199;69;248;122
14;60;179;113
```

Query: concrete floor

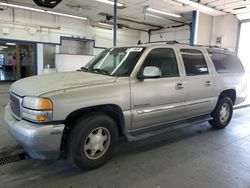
1;83;250;188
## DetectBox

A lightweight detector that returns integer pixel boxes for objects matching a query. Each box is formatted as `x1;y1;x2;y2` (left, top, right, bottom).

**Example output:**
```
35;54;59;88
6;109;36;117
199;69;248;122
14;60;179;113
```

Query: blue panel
190;11;197;45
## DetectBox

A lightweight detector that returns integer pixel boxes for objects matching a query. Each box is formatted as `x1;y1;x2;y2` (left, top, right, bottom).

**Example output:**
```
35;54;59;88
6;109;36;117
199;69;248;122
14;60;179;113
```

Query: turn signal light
37;98;53;110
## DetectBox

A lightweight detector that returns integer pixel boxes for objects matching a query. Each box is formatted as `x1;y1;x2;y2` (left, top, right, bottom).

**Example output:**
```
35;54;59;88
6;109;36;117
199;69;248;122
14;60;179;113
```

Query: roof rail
141;40;228;50
142;40;181;44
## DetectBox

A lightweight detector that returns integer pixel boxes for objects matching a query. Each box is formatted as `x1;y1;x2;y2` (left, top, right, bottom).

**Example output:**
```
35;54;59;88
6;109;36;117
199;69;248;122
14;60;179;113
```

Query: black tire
67;113;118;170
209;97;233;129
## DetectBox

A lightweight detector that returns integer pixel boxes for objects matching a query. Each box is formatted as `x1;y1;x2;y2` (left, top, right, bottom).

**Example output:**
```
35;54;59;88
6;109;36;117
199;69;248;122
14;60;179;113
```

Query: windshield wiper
91;68;110;75
77;67;89;72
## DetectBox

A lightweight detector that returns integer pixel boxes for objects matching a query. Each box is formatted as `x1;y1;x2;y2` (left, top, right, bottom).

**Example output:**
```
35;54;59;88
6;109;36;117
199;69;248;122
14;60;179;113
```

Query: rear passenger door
180;49;216;117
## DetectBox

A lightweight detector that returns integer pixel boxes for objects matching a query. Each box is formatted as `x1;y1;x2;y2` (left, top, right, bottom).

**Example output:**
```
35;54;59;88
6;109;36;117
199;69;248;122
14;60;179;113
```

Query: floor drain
0;152;29;165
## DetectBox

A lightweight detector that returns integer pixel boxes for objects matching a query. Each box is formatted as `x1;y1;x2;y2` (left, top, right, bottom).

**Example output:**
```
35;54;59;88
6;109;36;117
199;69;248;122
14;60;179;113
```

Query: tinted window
142;48;179;77
181;49;208;76
207;50;244;73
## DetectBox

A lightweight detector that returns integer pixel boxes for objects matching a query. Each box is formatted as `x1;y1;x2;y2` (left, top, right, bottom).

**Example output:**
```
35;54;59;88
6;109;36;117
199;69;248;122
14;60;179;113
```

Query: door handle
205;81;211;87
176;83;184;90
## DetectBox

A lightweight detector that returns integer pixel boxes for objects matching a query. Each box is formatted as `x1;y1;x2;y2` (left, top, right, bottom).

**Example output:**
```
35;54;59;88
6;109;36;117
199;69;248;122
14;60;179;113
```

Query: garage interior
0;0;250;187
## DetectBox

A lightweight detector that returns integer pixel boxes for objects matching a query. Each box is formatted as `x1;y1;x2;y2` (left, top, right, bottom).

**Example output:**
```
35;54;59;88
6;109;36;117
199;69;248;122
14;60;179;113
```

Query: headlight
22;97;53;123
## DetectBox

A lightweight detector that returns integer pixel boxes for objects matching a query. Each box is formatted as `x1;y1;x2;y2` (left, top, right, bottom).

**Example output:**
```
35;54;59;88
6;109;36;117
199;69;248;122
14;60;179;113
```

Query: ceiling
5;0;193;30
200;0;250;20
3;0;250;31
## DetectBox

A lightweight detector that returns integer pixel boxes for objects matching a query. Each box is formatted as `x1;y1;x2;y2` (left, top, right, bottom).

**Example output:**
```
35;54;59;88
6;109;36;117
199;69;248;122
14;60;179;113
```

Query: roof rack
141;40;228;50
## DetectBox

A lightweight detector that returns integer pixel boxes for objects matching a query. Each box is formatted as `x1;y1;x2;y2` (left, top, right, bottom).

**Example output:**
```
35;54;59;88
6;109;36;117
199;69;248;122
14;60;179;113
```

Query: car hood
10;71;117;97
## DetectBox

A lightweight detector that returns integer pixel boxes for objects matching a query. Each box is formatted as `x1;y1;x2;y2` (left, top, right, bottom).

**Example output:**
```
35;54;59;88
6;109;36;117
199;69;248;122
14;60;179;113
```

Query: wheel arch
219;89;236;105
60;104;125;154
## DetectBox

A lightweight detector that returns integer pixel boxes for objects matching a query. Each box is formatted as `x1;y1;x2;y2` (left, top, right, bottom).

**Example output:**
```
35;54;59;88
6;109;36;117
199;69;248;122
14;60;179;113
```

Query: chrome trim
185;100;211;107
9;92;22;120
137;104;185;114
136;100;211;115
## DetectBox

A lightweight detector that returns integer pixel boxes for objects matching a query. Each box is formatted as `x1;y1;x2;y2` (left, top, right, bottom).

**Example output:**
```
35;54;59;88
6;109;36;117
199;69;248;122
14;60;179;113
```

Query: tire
67;113;118;170
209;97;233;129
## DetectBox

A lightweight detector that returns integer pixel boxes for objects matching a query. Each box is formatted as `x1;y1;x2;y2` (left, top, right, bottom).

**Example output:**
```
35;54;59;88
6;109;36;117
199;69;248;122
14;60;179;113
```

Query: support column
190;11;199;45
113;0;117;46
15;44;21;80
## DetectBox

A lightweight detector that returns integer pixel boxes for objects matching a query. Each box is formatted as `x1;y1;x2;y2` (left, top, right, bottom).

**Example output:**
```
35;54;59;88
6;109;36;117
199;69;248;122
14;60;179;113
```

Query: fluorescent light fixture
189;1;214;12
0;2;44;12
46;11;88;20
0;2;88;20
146;7;182;18
175;0;190;4
98;21;113;27
0;46;8;49
145;13;168;20
6;43;16;46
96;0;125;7
175;0;214;12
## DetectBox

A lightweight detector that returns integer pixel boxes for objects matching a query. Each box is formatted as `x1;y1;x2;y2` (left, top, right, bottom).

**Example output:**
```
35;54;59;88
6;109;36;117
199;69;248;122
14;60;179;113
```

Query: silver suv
4;42;247;170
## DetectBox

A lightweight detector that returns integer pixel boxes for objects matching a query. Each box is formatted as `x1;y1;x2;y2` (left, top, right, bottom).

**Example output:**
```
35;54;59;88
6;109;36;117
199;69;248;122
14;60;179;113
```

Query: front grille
10;93;22;119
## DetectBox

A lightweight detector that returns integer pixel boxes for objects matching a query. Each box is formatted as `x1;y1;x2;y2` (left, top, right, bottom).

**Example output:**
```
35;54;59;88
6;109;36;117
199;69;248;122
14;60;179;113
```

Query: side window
207;50;244;73
180;49;209;76
142;48;179;77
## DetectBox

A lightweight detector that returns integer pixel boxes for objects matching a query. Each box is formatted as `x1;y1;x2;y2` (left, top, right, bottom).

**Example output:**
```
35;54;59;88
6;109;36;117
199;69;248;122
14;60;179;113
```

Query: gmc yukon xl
4;43;247;170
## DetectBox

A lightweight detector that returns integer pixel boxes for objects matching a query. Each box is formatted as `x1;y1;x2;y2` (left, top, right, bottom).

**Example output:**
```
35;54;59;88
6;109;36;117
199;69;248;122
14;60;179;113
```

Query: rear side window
142;48;179;77
180;49;209;76
207;50;244;73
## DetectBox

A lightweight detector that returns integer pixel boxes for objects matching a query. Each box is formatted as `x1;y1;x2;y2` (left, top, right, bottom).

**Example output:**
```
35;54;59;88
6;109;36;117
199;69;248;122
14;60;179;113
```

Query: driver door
130;48;187;130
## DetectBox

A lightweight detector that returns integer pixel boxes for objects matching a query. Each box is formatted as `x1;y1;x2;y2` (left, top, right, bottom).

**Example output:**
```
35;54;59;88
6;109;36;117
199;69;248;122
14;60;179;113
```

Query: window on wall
180;49;208;76
141;48;179;77
59;39;94;55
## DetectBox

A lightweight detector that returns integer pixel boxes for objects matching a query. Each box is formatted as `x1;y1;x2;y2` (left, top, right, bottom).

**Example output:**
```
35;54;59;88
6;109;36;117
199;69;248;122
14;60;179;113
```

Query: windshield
81;47;145;76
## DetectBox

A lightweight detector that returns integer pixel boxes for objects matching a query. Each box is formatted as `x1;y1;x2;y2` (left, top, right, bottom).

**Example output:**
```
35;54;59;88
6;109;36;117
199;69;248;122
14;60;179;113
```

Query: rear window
180;49;209;76
207;50;244;73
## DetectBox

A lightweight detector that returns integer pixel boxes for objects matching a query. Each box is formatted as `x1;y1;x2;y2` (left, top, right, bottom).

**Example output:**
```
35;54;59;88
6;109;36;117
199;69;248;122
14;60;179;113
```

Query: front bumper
4;104;65;160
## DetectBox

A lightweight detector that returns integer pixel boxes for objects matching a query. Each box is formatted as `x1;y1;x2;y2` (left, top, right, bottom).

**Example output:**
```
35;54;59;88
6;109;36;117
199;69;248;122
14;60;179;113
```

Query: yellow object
35;114;46;121
37;98;53;110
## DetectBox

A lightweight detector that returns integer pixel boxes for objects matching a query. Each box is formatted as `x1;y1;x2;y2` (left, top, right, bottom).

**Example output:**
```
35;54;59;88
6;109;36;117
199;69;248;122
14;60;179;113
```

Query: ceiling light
146;7;182;18
46;11;88;20
6;43;16;45
0;46;8;49
98;21;113;27
145;13;168;20
175;0;190;4
96;0;125;7
0;2;88;20
189;1;214;12
0;2;44;12
174;0;214;12
98;22;113;27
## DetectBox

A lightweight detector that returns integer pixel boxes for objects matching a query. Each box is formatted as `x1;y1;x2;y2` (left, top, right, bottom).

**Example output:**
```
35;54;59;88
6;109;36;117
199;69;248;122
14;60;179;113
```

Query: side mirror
137;66;162;79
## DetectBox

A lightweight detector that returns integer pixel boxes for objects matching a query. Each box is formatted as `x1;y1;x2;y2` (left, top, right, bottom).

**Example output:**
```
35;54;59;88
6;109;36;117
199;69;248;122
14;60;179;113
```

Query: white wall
55;54;94;72
0;8;140;74
139;25;191;44
195;12;239;51
211;14;239;51
196;12;213;45
37;43;44;75
0;8;140;47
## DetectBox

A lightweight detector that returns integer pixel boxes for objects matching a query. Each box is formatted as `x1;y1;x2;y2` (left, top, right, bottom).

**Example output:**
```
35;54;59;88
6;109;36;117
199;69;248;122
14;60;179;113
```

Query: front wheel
67;113;118;170
209;97;233;129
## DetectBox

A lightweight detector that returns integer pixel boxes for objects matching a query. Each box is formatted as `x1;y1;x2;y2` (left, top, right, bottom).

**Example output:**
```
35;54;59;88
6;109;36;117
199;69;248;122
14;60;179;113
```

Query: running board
125;114;212;141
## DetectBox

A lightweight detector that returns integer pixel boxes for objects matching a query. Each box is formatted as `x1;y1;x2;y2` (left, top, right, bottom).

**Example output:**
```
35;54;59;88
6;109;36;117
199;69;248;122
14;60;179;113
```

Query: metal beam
113;0;117;46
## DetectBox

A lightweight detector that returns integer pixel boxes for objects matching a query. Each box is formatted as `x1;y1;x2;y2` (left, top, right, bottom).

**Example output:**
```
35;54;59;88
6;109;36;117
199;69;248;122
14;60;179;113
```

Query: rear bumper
4;104;65;160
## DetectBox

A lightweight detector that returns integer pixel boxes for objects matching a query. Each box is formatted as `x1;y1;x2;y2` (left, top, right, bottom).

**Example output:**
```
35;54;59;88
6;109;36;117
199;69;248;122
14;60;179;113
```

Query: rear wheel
67;113;118;170
209;97;233;129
